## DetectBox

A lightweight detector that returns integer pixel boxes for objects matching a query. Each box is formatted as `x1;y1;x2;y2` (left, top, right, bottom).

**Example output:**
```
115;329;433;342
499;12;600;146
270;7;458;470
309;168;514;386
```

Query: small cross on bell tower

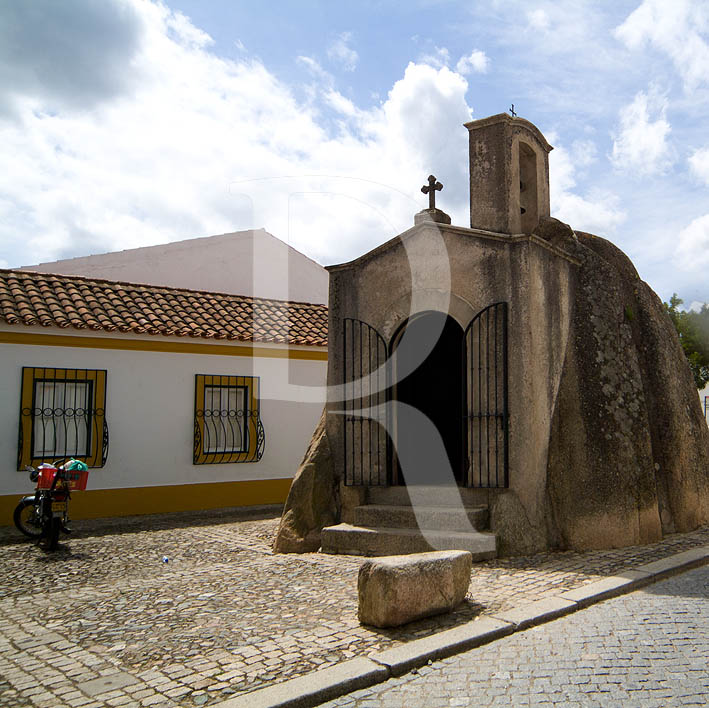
414;174;451;225
421;175;443;210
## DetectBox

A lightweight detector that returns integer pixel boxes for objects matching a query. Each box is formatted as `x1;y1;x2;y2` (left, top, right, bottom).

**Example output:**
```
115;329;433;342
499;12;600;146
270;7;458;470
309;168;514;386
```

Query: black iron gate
462;302;509;488
343;318;388;486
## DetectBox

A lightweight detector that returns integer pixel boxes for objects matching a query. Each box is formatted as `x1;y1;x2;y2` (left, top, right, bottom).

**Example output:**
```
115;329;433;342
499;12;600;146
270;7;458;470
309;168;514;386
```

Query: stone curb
371;617;514;677
491;596;577;629
556;570;652;607
212;544;709;708
214;658;388;708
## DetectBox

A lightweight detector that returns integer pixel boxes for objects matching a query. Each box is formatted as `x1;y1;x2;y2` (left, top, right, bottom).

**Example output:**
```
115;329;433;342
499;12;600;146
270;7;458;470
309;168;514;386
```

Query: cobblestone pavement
0;508;707;708
324;565;709;707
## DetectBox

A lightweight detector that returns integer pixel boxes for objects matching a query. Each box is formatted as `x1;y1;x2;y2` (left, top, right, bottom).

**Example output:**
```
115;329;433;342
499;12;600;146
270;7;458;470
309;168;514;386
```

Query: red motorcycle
13;459;89;550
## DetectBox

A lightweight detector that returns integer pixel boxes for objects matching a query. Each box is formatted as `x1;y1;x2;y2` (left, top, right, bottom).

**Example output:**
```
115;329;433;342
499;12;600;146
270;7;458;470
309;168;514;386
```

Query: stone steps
354;504;489;532
366;485;489;507
321;485;498;560
320;523;497;560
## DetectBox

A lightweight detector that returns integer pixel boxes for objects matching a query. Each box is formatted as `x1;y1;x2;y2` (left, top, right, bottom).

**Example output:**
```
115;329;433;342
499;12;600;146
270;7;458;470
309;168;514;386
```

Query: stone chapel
274;113;709;558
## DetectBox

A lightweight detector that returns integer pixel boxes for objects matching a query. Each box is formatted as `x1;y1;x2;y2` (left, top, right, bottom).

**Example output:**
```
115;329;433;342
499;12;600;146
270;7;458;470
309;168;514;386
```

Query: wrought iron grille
343;318;388;486
462;302;509;488
18;367;108;470
193;374;264;464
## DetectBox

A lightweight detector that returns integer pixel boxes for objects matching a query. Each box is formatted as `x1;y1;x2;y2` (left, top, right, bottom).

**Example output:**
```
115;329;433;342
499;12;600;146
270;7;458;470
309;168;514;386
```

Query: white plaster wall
0;332;326;495
700;385;709;424
21;229;328;305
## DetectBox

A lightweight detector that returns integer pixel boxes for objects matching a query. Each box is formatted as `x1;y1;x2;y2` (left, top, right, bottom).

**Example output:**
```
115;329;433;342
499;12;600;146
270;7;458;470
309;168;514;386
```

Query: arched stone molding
380;289;476;343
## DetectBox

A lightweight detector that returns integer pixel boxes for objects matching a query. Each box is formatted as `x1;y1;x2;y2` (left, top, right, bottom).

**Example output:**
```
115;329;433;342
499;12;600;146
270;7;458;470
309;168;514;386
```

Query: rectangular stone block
358;550;472;628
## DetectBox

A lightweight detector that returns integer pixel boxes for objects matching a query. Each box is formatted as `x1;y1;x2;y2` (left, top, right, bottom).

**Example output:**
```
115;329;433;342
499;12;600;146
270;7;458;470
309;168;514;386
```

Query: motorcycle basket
36;467;90;491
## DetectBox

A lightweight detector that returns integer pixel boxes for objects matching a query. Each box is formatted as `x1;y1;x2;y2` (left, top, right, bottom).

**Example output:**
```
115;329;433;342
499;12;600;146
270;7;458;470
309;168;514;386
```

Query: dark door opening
390;311;464;485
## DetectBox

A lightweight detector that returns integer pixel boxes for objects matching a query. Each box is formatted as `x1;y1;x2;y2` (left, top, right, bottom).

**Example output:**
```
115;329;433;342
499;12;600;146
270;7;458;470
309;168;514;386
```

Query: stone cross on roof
421;175;443;210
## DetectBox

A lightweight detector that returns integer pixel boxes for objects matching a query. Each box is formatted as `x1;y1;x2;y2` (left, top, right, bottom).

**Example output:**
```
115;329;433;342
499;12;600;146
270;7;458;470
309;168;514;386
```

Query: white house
20;228;329;305
0;268;327;523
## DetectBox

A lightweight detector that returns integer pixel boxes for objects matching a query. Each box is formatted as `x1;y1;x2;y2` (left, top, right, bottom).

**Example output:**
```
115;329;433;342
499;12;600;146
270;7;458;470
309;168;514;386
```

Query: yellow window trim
194;374;262;465
19;367;107;470
0;330;327;360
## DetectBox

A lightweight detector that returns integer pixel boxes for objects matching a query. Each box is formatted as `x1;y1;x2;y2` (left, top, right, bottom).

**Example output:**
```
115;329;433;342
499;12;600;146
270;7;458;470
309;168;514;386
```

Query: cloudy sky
1;0;708;305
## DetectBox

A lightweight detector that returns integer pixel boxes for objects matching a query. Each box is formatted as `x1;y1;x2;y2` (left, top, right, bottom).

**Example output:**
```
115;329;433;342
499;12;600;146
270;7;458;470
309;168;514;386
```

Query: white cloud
297;55;331;82
614;0;709;92
689;147;709;185
674;214;709;271
166;10;213;48
327;32;358;72
379;63;471;175
0;2;475;269
455;50;489;75
549;136;625;233
419;46;451;70
527;9;550;31
323;89;357;117
239;63;473;262
570;139;597;167
551;190;625;235
611;90;673;175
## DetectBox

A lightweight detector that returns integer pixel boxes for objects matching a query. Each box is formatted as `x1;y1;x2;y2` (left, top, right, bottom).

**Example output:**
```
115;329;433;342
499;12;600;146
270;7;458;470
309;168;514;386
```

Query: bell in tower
464;113;553;235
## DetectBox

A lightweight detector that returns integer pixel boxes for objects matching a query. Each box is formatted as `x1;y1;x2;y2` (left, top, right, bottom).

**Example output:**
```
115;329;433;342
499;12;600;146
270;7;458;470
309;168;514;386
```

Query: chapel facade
320;114;578;555
275;112;709;557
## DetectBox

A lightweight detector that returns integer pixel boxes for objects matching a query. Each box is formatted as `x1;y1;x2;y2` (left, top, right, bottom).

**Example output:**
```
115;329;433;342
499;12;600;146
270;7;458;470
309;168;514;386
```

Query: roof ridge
19;228;264;266
17;227;328;277
1;268;327;309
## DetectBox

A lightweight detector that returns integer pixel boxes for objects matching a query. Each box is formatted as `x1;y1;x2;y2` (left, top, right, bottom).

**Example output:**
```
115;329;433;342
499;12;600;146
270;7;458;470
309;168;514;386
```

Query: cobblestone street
324;565;709;707
0;508;707;708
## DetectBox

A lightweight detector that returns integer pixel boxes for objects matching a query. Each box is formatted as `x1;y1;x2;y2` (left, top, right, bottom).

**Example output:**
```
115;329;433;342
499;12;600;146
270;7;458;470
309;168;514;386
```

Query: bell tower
464;113;553;235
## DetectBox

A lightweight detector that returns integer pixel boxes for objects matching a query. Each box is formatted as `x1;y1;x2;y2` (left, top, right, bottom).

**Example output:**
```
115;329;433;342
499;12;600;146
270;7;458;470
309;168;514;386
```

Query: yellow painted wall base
1;478;292;525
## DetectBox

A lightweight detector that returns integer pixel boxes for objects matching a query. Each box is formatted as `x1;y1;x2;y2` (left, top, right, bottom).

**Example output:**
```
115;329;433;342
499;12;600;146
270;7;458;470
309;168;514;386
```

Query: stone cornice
326;222;580;272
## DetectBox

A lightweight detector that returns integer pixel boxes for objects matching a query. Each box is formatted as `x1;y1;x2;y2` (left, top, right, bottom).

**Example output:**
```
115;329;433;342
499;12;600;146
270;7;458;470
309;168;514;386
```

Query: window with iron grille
193;374;265;464
18;368;109;470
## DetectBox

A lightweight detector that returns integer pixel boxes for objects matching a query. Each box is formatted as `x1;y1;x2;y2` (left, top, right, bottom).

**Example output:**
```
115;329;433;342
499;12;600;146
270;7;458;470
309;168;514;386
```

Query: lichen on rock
545;226;709;550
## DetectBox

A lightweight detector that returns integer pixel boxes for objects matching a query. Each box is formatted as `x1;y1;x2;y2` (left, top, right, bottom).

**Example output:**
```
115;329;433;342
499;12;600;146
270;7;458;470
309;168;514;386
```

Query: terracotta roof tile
0;269;328;348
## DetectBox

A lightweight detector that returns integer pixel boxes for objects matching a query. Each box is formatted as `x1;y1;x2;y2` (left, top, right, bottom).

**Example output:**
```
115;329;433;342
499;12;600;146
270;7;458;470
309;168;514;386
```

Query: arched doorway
390;311;464;485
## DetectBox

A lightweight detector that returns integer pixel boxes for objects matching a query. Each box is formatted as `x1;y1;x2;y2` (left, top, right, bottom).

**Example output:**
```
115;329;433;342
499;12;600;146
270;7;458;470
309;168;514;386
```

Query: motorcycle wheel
13;499;43;538
40;517;61;551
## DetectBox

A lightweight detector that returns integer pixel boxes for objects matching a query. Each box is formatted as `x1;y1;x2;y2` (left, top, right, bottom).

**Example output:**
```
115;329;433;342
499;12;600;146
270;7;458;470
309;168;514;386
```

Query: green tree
664;294;709;389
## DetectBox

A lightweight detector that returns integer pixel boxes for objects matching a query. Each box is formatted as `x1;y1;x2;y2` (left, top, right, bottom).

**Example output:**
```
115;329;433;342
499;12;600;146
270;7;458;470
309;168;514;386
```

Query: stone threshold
214;544;709;708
